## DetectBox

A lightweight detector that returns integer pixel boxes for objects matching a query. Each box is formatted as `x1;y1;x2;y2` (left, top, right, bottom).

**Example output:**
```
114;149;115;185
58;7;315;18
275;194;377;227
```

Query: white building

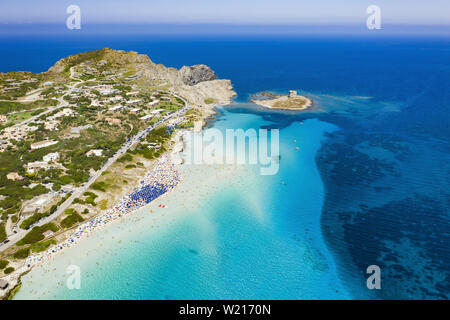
150;109;164;115
30;140;58;150
126;99;141;105
6;172;23;181
43;152;59;163
44;120;60;131
70;124;93;134
139;114;153;120
87;149;103;157
108;105;124;112
27;161;50;173
47;108;77;121
98;88;119;95
148;100;160;106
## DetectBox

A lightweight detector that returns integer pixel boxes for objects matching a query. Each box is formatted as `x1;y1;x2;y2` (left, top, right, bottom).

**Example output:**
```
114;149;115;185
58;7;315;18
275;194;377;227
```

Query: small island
251;90;312;111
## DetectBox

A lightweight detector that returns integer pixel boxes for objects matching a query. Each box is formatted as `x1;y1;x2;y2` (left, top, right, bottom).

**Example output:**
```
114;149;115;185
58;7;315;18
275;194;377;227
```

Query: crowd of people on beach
25;157;180;267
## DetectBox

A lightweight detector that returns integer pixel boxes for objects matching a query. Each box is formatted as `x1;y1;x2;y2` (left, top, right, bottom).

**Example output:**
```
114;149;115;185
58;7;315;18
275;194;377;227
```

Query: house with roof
43;152;59;163
105;117;121;125
87;149;103;157
30;140;58;150
7;172;24;181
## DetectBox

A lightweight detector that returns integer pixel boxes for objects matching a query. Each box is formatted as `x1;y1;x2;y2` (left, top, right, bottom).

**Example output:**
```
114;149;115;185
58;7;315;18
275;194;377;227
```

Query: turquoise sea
14;108;352;299
1;27;449;299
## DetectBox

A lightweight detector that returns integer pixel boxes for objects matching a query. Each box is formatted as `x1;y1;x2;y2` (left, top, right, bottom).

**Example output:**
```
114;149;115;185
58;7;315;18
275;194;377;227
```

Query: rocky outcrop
174;79;235;107
47;48;236;113
179;65;218;86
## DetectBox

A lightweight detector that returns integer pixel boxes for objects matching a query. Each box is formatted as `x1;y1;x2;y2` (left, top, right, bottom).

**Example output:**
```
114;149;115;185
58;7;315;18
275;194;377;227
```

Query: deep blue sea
2;29;449;299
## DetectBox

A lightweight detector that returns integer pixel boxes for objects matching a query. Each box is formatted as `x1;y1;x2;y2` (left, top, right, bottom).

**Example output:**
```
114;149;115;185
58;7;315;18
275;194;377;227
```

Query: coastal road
0;100;191;253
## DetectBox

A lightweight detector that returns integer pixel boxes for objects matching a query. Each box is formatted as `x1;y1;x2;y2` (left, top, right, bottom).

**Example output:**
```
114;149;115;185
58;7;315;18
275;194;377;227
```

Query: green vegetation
0;168;50;217
204;97;216;104
179;108;202;128
4;266;15;274
20;204;57;230
62;49;108;73
99;199;108;210
2;110;40;127
0;222;6;242
118;153;133;163
83;191;98;205
0;259;9;269
91;181;108;192
13;247;30;259
30;239;57;253
61;210;84;229
0;100;56;115
16;223;59;245
64;208;77;215
130;126;172;160
73;191;97;206
125;164;136;169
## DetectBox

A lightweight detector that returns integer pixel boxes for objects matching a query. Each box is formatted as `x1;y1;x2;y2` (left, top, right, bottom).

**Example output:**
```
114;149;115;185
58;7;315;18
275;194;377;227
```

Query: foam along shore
22;156;180;269
251;90;312;111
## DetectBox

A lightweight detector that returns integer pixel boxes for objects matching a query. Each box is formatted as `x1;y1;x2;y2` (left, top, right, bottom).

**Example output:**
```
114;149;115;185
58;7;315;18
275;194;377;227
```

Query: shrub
118;153;133;163
0;259;9;269
204;97;216;104
4;267;14;274
13;248;30;259
91;181;107;192
17;223;59;245
61;212;84;229
0;222;6;242
99;199;108;210
30;239;56;253
73;198;85;204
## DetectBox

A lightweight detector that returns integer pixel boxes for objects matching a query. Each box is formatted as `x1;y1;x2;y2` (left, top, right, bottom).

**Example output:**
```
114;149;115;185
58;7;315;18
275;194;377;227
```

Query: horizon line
0;23;449;37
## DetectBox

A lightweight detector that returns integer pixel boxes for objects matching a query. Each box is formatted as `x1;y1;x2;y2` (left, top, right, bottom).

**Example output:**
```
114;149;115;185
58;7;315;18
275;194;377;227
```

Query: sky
0;0;449;25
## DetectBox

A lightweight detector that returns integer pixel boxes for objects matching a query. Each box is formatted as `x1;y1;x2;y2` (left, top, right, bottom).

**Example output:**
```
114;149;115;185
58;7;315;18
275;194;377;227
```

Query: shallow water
14;108;350;299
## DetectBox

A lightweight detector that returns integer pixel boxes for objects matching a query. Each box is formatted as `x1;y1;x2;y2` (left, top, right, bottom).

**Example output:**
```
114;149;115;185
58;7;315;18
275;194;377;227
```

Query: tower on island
289;90;297;98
